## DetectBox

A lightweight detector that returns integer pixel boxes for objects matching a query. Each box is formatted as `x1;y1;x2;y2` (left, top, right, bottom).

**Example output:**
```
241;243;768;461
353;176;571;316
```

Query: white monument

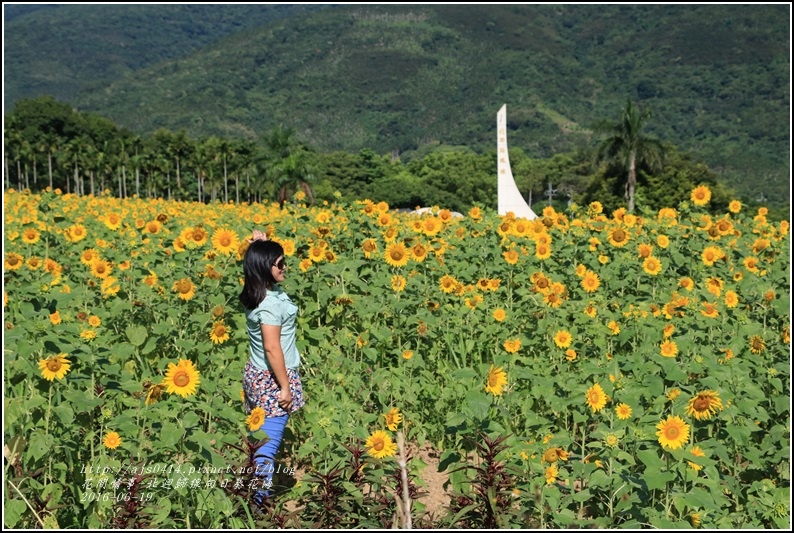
497;104;537;220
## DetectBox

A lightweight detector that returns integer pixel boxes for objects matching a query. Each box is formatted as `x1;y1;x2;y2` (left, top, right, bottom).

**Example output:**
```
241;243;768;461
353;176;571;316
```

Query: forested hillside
3;4;790;212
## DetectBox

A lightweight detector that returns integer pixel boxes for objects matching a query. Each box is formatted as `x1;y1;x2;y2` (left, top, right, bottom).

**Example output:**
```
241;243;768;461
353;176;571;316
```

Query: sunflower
493;308;506;322
88;315;101;327
485;365;508;395
545;464;558;485
384;242;410;268
608;227;630;247
410;243;428;263
715;218;733;236
90;260;113;280
656;415;690;450
691;185;712;206
304;244;323;262
162;359;200;397
391;275;407;292
145;384;164;405
607;321;620;335
743;256;760;273
690;445;706;458
604;434;619;447
145;220;162;234
656;234;670;248
535;242;552;260
103;431;122;450
376;212;393;227
565;349;577;361
104;212;123;231
503;249;519;265
383;408;403;431
532;273;551;293
209;228;239;256
246;407;266;431
588;201;604;215
728;200;742;213
365;430;397;459
172;278;196;301
49;311;62;325
666;388;681;401
700;302;719;319
38;353;71;381
21;228;41;244
615;403;632;420
80;329;97;341
643;256;662;276
24;256;41;270
402;350;414;360
468;206;482;220
701;246;724;267
748;335;766;354
376;227;396;243
64;224;88;243
503;338;521;354
544;292;563;308
637;243;653;258
542;447;568;463
678;277;695;292
660;340;678;358
581;271;600;293
143;270;159;287
209;321;230;344
5;252;24;271
585;383;607;413
583;304;597;318
686;390;724;421
439;274;458;293
186;226;208;248
77;249;99;268
706;277;723;297
553;330;572;349
422;217;442;236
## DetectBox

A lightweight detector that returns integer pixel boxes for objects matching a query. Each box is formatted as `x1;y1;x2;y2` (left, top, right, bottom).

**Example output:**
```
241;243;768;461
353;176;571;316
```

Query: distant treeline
5;96;781;220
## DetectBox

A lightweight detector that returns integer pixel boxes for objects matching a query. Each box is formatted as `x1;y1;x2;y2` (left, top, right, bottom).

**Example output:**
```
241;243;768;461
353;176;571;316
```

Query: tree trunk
48;153;53;190
135;167;140;197
223;157;228;203
73;162;79;196
626;151;637;213
176;157;181;189
122;165;127;198
90;170;95;196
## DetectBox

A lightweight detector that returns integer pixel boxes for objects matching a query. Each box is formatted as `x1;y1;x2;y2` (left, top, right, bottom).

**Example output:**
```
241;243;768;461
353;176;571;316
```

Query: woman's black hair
239;240;284;310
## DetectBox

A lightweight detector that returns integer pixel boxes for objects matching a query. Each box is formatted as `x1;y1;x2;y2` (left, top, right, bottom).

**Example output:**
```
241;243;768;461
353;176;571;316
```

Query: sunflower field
3;187;790;529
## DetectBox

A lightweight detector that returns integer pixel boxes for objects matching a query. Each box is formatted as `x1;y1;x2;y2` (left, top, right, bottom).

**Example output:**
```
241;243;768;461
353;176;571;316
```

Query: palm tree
595;99;664;212
263;126;315;207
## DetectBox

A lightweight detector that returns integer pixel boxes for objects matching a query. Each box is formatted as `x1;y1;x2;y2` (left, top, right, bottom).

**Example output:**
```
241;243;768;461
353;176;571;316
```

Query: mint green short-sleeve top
245;285;301;371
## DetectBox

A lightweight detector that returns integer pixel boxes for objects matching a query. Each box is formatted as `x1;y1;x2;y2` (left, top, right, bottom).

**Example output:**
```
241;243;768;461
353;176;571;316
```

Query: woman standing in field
239;230;305;503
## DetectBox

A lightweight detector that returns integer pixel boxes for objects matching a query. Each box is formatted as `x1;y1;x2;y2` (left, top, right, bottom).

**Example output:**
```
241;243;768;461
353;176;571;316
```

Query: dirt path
281;442;451;520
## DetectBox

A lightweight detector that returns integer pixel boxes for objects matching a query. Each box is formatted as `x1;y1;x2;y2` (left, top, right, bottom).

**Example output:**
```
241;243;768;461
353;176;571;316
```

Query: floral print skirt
243;360;305;417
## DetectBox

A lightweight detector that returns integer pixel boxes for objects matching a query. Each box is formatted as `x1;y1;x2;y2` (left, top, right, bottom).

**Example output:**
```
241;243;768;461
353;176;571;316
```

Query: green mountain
4;4;790;209
3;4;326;107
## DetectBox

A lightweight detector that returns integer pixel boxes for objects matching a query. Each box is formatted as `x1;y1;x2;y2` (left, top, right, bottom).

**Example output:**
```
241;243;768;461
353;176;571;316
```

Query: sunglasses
273;258;286;270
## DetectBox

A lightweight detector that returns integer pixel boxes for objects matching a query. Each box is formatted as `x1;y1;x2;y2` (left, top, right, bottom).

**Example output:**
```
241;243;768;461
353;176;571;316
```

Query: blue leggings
253;415;289;496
